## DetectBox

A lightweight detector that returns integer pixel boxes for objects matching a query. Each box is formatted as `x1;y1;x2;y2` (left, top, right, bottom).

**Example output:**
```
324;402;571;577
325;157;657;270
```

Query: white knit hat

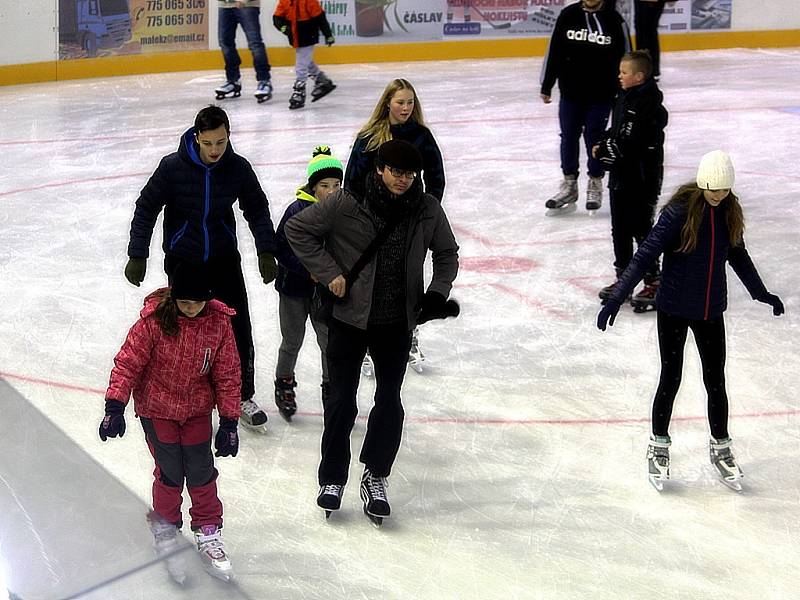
696;150;735;190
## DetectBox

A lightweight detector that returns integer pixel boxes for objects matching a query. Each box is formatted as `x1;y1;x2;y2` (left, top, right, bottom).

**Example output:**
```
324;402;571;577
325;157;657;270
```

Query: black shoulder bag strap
342;216;402;289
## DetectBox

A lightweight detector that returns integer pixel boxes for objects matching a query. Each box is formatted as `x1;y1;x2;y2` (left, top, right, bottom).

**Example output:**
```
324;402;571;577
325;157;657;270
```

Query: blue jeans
218;7;271;82
558;96;612;178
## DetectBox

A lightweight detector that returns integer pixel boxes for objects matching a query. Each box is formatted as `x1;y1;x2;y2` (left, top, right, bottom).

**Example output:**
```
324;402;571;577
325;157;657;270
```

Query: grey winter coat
284;186;459;330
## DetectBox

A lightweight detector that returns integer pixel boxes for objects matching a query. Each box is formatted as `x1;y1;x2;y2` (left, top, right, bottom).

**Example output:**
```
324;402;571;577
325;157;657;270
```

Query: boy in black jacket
540;0;630;213
594;50;668;311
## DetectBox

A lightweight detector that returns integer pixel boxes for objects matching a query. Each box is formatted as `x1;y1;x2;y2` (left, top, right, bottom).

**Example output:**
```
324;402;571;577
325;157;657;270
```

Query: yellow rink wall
2;30;800;87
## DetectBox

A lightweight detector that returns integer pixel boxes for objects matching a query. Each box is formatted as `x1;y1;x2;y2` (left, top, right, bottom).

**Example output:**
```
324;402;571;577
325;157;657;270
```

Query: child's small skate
289;80;307;110
545;175;578;216
254;79;273;103
147;512;187;585
647;434;671;491
709;437;743;491
274;376;297;422
310;72;336;102
193;524;233;581
317;483;345;519
215;80;241;100
631;276;660;313
360;468;390;527
240;398;268;433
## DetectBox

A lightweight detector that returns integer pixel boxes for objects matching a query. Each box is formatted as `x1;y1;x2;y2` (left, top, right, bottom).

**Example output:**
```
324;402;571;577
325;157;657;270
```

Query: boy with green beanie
272;146;343;420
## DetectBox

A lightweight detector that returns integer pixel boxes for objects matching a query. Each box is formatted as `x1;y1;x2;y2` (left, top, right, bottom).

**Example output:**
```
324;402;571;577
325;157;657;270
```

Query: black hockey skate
274;376;297;421
360;468;390;526
254;80;273;103
310;72;336;102
317;484;344;519
215;80;241;100
631;277;660;313
289;80;306;110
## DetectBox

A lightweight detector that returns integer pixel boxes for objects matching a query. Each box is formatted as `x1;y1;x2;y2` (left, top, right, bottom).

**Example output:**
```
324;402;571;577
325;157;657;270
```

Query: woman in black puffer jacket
597;150;784;490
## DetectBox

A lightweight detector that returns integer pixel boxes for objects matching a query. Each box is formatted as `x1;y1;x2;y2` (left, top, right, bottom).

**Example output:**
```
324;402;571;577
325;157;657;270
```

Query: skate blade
545;203;577;217
631;303;656;313
720;475;743;492
409;362;424;374
240;421;268;433
363;506;385;527
203;565;234;582
648;474;667;492
311;85;336;102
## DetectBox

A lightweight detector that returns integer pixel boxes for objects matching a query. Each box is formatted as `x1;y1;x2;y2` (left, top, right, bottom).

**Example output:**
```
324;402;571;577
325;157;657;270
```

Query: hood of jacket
140;288;236;319
177;127;234;170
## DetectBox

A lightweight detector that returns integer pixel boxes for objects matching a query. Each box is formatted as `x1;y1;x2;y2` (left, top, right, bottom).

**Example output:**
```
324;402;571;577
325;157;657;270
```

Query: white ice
0;48;799;599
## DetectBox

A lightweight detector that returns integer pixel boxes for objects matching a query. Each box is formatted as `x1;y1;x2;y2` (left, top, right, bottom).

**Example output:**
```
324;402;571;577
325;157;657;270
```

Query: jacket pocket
199;348;212;375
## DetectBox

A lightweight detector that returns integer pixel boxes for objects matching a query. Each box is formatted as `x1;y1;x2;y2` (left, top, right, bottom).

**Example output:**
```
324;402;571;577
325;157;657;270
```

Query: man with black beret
285;139;460;524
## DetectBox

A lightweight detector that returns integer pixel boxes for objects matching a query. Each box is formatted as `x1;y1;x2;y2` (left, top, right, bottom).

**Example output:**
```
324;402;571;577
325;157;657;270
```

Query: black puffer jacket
128;128;277;262
540;2;631;103
611;198;769;320
595;77;668;196
344;119;445;203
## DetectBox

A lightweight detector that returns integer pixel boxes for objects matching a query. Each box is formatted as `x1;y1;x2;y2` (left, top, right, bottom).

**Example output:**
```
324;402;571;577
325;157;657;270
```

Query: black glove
597;300;622;331
214;417;239;458
758;292;785;316
417;291;461;325
258;252;277;284
325;36;335;46
124;257;147;286
99;399;126;441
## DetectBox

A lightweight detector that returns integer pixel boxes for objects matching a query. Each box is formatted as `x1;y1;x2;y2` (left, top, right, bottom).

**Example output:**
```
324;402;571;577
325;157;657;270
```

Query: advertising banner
58;0;209;59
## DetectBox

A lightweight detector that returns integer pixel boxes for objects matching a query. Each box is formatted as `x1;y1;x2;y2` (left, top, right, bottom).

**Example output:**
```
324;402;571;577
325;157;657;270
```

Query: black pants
609;188;659;278
558;96;612;178
652;311;729;440
635;0;666;77
166;253;255;401
318;318;412;485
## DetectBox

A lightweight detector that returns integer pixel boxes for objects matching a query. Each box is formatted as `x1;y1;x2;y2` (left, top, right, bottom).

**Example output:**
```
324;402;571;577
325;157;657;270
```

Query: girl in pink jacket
100;261;241;581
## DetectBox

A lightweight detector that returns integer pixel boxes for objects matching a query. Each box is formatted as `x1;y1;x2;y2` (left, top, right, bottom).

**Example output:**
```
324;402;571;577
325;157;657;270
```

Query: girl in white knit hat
596;150;785;492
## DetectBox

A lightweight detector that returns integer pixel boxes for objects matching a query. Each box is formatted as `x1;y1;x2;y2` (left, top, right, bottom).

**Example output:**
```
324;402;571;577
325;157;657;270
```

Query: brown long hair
356;79;427;152
665;182;745;253
151;289;180;336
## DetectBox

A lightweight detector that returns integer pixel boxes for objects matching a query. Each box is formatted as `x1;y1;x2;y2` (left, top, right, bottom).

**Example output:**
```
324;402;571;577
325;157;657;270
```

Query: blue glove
758;292;784;316
99;399;126;441
597;300;621;331
214;417;239;458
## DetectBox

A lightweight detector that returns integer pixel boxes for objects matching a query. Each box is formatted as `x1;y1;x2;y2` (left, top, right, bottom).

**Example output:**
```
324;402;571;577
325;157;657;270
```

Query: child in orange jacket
273;0;336;109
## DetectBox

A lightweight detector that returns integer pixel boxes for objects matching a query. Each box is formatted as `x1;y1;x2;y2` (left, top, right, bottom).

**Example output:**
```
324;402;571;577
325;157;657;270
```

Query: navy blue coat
611;199;769;320
274;187;317;298
128;128;277;262
344;119;445;202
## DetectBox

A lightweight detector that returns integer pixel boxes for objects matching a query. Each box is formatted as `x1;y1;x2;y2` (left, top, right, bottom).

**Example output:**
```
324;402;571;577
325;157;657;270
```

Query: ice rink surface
1;47;799;599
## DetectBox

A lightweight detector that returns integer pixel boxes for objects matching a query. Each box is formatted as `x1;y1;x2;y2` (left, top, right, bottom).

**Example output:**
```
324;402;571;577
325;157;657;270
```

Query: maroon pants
140;414;223;530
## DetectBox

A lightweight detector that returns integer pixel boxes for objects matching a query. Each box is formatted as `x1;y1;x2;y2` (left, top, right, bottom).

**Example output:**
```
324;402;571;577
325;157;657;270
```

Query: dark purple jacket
275;187;318;298
611;199;769;320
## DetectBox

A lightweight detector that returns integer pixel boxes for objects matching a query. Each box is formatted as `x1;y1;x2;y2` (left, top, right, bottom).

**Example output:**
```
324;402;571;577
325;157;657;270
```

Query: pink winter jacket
105;289;242;422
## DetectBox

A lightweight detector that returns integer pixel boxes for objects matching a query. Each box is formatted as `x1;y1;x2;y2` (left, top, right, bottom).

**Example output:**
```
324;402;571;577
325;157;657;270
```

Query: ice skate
545;175;578;216
310;71;336;102
240;398;268;433
193;524;233;582
709;437;743;491
586;175;604;211
215;80;241;100
408;330;425;374
631;277;660;313
360;468;390;526
254;79;273;103
289;80;306;110
361;353;374;378
647;434;671;491
274;376;297;422
147;512;187;585
317;483;344;518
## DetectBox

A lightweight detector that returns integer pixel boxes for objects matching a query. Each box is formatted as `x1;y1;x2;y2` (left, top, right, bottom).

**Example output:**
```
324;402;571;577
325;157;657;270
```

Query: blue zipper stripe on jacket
185;128;217;262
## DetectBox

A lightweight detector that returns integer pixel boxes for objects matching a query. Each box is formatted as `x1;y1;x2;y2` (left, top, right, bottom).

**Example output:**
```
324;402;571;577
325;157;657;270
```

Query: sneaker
360;468;390;518
274;376;297;421
317;484;344;512
147;512;186;585
240;398;268;432
586;175;604;210
545;174;578;210
193;524;232;581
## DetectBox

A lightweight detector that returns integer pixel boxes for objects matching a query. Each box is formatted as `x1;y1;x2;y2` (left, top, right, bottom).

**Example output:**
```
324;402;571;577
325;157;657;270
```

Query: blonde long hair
356;79;427;152
666;182;745;253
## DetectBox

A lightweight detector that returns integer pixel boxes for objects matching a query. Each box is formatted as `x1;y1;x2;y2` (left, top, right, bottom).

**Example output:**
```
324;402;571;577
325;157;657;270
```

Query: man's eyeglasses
387;167;417;180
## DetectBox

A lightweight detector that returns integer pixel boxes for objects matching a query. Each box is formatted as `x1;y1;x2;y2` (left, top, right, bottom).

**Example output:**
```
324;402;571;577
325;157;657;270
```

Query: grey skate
586;175;604;210
545;175;578;215
215;80;241;100
647;434;671;491
709;437;743;491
